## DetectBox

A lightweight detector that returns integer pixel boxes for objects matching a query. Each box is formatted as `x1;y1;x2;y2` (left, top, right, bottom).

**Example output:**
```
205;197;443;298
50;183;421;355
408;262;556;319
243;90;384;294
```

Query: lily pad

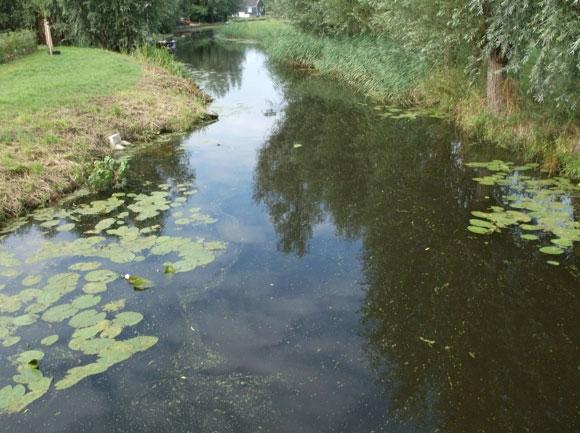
539;246;565;255
102;299;125;313
54;361;109;390
469;219;495;229
69;262;102;271
42;304;79;323
3;336;21;347
40;335;59;346
12;314;38;327
85;270;118;284
83;282;108;294
94;218;116;233
467;226;491;235
113;311;143;327
69;309;107;328
22;275;42;287
71;294;101;310
57;223;76;232
40;219;60;229
16;350;44;365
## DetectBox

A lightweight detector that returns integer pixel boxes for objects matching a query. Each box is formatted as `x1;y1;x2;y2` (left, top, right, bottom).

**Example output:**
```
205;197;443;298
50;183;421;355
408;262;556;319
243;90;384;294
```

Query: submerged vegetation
218;16;579;176
0;183;225;413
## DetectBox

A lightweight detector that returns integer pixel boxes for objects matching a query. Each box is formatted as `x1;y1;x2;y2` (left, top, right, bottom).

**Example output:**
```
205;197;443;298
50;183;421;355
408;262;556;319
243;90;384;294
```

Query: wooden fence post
43;18;53;56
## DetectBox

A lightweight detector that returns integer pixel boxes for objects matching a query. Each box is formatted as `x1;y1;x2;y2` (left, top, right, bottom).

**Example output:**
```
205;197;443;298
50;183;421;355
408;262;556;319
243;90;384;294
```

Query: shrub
0;30;36;64
87;156;128;192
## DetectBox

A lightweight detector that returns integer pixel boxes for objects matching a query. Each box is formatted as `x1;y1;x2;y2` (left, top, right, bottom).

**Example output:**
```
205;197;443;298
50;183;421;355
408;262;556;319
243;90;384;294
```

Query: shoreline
0;47;212;225
216;20;579;178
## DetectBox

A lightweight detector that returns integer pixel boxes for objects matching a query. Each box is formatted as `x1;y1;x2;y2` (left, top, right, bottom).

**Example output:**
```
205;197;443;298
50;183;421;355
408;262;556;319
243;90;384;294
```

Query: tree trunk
486;48;508;114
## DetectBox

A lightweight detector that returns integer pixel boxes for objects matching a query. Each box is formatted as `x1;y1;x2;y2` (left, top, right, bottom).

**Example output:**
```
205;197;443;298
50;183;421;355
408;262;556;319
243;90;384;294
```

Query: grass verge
217;20;580;176
0;46;209;222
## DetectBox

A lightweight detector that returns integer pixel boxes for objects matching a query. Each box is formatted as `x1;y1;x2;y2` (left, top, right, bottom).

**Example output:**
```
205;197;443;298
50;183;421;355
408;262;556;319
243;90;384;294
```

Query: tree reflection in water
177;36;245;98
254;72;578;432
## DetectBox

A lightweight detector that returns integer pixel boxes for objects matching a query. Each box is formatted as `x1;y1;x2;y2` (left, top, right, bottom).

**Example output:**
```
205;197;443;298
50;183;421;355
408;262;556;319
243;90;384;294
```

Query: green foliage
219;20;427;102
133;45;189;78
53;0;181;51
180;0;240;22
0;30;36;64
87;157;128;192
275;0;579;109
0;0;36;31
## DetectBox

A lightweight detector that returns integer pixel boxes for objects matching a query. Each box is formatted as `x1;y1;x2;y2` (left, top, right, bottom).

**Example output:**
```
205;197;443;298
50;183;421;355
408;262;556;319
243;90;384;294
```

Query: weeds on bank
219;20;580;175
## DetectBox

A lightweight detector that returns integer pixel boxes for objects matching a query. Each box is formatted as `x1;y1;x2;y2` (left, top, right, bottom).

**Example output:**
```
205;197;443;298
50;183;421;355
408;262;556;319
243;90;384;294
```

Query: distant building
237;0;266;18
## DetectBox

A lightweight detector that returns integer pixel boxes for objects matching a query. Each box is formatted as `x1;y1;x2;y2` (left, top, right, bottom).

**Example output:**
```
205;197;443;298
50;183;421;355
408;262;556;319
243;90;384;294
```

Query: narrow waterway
0;35;578;433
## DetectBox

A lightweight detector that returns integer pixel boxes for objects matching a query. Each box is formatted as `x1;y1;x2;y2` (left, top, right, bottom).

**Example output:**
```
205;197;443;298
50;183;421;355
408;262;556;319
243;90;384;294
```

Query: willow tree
56;0;181;51
0;0;36;31
363;0;579;113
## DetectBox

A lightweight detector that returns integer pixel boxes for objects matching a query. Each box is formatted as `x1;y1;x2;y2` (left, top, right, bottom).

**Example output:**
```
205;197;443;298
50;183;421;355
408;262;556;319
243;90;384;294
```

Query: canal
0;34;577;433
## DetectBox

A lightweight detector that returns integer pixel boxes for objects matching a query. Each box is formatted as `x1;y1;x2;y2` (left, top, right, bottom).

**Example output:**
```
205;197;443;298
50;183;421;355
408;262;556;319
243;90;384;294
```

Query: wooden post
43;18;54;56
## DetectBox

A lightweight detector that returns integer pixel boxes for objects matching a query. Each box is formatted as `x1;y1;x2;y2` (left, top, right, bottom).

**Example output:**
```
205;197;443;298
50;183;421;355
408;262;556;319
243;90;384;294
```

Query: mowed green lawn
0;47;141;115
0;46;206;221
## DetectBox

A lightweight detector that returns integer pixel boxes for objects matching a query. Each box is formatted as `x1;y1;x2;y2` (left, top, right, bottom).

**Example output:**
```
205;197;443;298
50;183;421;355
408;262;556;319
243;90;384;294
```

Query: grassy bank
0;46;209;221
217;20;579;176
219;20;426;102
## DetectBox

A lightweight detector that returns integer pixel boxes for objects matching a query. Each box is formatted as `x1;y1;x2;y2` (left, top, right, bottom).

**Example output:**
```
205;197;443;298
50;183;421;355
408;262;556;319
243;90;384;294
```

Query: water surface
0;36;578;433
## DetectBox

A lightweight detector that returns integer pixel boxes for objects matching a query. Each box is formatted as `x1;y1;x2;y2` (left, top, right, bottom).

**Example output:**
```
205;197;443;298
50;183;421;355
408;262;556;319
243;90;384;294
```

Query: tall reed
218;21;427;104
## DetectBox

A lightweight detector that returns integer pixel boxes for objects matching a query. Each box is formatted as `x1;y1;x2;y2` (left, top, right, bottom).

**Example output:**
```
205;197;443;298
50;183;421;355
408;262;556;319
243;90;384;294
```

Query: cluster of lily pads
466;160;580;263
370;104;448;120
0;182;226;413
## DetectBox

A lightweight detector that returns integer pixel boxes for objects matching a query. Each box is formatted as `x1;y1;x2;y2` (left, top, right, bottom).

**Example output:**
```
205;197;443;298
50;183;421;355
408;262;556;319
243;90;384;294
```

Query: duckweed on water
466;160;580;257
0;185;224;413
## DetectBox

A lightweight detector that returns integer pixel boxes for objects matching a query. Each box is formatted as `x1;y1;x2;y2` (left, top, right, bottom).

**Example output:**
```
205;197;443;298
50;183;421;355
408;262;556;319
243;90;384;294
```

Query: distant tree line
268;0;579;113
0;0;242;51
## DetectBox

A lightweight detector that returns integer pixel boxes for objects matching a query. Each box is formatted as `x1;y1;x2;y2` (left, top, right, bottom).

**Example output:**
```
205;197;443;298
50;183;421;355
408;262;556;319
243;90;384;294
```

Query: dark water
0;36;578;433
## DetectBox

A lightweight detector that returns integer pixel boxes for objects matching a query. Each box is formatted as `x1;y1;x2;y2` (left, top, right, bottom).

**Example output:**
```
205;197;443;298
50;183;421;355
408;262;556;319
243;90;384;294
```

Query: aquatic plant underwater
0;183;225;413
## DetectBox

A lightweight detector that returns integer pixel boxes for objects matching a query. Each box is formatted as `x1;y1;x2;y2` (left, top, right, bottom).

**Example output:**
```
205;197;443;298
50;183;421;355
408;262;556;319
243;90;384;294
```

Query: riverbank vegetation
0;30;36;63
218;3;579;176
0;47;208;221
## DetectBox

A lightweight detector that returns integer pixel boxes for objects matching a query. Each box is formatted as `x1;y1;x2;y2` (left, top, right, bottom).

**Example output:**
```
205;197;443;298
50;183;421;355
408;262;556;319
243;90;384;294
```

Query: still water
0;35;578;433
